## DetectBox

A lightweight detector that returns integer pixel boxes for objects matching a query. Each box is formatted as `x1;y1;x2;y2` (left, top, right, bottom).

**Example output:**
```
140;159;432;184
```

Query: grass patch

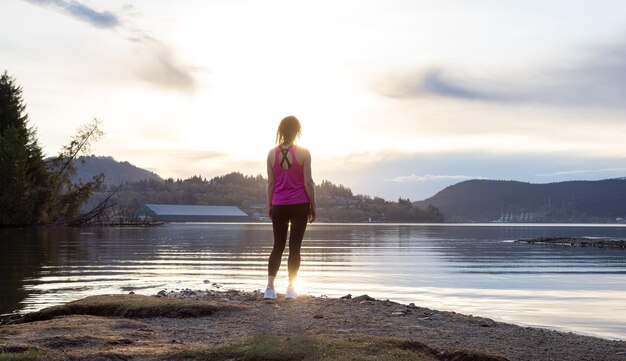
0;349;43;361
21;294;242;323
178;334;440;361
0;329;20;336
175;334;510;361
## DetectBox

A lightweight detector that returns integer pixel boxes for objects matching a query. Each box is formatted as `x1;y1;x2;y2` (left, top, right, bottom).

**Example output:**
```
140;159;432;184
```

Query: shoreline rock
516;237;626;249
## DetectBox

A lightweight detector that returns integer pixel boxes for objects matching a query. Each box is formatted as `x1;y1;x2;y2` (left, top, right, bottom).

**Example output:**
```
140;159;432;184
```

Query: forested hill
72;155;162;185
71;155;443;222
414;179;626;223
91;174;443;223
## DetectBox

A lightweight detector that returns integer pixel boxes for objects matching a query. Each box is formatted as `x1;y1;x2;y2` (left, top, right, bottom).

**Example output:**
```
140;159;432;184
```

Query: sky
1;0;626;200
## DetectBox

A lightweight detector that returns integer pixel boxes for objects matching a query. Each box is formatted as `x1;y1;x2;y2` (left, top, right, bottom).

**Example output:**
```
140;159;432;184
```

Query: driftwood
65;184;120;226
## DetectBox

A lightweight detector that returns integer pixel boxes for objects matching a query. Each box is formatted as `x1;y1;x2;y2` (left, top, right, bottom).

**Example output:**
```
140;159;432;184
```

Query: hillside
92;175;444;223
72;155;162;185
415;179;626;223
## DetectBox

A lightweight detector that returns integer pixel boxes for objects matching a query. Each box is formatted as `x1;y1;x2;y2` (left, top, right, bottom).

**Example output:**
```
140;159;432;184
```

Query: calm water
1;223;625;340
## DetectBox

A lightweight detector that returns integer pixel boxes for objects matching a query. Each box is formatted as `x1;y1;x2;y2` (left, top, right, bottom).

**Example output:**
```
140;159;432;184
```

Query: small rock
157;290;168;297
128;291;135;295
203;280;211;283
336;329;356;333
409;303;416;307
421;313;444;321
391;309;409;316
359;300;374;305
313;314;324;319
108;338;133;345
478;319;496;327
340;294;352;300
352;294;375;302
180;289;197;297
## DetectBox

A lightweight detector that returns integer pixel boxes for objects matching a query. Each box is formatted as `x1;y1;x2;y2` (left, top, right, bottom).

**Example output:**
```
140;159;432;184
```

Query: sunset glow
2;0;626;199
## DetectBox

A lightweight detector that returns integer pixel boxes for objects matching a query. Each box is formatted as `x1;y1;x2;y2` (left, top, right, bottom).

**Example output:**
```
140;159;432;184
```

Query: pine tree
0;71;49;225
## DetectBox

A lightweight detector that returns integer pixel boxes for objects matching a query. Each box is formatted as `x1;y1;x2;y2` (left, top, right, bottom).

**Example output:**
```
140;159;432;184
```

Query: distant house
142;204;250;222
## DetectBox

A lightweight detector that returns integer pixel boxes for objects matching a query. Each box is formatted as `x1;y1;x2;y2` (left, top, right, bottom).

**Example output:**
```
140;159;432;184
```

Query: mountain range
75;156;626;223
415;179;626;222
72;156;162;185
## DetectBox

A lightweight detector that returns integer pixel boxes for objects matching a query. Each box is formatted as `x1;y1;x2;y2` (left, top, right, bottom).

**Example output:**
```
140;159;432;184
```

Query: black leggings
268;202;310;279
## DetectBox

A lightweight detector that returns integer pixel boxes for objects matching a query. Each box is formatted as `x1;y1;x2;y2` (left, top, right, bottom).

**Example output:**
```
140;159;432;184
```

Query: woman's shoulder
267;147;277;159
295;145;310;155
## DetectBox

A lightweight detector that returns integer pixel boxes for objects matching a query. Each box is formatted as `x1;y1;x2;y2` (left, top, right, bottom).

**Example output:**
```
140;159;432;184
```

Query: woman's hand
308;206;316;223
268;205;273;220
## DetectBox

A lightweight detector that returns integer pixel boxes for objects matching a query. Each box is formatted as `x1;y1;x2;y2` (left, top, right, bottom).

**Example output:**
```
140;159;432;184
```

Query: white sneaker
263;287;277;300
285;287;298;300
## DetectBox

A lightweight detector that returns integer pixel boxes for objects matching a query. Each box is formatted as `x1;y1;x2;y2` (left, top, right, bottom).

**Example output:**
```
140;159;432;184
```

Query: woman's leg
268;205;288;288
287;203;310;287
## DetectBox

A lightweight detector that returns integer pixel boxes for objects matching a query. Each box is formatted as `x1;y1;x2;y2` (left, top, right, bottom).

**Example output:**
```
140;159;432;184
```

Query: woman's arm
303;149;316;223
266;150;275;219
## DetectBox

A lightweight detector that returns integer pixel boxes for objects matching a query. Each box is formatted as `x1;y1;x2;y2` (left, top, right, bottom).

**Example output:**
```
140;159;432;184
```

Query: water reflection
1;224;625;340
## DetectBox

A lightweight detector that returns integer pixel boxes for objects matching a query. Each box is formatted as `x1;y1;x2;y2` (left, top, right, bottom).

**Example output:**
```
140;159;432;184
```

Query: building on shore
141;204;250;222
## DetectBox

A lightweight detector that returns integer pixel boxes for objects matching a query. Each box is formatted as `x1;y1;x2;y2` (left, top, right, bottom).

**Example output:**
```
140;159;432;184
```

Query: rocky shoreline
1;289;625;360
516;237;626;249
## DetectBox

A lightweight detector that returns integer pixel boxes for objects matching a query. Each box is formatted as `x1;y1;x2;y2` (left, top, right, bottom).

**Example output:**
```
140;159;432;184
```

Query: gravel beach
1;289;624;360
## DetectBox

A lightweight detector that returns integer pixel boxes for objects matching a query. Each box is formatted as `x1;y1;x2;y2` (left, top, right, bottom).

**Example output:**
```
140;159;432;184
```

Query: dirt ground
1;289;625;361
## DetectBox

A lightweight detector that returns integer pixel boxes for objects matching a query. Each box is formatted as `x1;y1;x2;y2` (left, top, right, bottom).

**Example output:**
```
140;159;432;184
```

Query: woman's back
269;144;309;206
268;144;307;169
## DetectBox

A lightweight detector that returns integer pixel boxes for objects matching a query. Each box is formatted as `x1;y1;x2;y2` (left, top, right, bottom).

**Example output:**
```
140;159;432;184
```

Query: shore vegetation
0;71;104;227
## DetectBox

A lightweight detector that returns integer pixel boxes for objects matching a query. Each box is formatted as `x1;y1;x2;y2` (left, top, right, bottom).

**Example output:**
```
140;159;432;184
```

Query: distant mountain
415;179;626;223
72;155;162;185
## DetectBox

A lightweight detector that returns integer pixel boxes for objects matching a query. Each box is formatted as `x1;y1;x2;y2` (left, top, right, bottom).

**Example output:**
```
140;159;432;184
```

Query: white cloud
536;167;626;177
22;0;198;92
388;174;485;183
376;39;626;108
24;0;119;28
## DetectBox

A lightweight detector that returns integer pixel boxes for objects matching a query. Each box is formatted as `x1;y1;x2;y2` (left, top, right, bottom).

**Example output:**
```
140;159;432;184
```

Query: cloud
132;36;197;93
110;146;225;162
25;0;119;28
377;40;626;108
388;174;485;182
536;167;626;177
23;0;198;92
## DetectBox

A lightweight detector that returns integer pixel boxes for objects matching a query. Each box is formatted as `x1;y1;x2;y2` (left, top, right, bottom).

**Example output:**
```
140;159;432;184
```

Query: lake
1;223;625;340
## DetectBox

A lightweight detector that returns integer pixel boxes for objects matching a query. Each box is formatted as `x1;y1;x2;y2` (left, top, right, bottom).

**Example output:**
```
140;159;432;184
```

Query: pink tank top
272;145;310;205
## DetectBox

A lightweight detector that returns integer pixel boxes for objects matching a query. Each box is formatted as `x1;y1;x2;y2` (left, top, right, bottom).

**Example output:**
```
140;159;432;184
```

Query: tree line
92;174;445;223
0;71;103;226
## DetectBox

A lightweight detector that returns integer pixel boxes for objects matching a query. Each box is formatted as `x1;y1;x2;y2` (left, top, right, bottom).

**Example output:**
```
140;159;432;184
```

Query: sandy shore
1;289;625;360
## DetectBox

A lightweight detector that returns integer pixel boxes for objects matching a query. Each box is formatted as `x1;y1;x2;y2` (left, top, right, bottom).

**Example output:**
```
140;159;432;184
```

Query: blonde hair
275;115;301;145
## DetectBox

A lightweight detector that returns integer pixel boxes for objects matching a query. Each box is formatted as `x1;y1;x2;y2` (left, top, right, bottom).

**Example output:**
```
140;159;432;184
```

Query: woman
263;115;316;301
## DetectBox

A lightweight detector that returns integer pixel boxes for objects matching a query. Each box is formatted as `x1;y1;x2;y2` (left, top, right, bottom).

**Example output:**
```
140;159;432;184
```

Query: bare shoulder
296;145;311;157
295;145;310;165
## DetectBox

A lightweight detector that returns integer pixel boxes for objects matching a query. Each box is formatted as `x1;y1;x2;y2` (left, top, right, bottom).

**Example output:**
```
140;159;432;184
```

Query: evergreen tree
0;71;49;225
